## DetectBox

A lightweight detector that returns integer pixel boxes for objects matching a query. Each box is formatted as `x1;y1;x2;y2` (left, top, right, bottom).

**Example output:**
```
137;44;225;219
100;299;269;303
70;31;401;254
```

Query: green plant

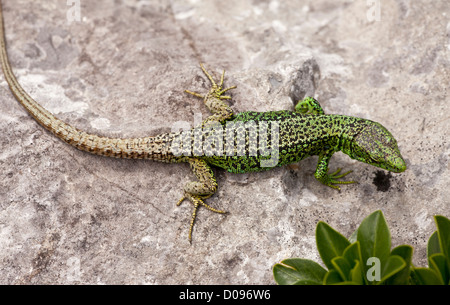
273;210;450;285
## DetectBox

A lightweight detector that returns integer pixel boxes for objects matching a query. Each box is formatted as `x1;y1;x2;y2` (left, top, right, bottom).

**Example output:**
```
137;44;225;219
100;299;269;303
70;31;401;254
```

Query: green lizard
0;1;406;241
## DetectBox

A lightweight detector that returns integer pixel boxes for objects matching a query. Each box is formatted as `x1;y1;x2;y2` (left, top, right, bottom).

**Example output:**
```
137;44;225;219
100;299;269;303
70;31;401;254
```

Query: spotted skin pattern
0;0;405;240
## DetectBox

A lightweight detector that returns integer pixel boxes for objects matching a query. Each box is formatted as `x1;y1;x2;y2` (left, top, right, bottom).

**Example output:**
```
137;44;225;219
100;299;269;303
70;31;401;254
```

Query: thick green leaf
334;281;360;285
350;260;364;285
343;242;363;268
343;242;365;284
357;210;391;276
331;256;352;281
316;221;350;270
385;245;413;285
429;253;449;285
273;258;326;285
378;255;407;284
391;245;413;262
427;231;441;262
434;215;450;285
435;215;450;263
292;279;324;285
323;269;343;285
349;229;358;244
410;267;443;285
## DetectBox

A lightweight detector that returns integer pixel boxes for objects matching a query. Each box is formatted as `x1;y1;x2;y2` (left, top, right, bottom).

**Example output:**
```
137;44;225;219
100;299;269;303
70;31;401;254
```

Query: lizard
0;1;406;242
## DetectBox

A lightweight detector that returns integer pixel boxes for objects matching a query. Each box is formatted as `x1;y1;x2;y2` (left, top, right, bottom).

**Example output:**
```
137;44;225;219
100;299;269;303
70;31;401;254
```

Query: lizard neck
336;116;370;156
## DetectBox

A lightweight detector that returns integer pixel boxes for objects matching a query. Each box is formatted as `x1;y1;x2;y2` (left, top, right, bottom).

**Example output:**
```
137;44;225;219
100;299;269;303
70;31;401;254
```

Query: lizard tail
0;1;178;162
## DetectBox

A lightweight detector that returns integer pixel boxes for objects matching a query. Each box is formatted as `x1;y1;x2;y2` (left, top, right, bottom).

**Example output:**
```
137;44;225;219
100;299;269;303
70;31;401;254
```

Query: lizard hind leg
185;64;236;125
198;63;237;99
176;158;226;242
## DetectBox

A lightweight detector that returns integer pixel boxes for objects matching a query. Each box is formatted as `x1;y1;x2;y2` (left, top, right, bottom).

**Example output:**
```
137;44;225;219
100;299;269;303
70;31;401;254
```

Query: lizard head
347;122;406;173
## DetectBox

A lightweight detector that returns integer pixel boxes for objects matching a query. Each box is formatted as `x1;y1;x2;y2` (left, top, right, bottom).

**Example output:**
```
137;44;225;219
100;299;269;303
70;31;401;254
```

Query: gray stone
0;0;448;284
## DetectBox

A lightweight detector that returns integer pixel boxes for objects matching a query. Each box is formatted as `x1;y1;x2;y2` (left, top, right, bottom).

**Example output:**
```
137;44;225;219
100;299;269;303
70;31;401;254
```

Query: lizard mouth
372;154;406;173
388;156;406;173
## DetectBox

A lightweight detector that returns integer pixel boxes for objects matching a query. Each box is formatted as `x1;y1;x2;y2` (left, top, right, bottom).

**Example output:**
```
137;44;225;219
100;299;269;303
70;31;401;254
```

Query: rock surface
0;0;448;284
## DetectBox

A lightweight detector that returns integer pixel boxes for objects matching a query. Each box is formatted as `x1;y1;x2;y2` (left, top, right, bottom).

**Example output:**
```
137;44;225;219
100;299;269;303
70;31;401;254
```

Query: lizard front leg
295;97;325;115
177;158;226;242
314;149;356;191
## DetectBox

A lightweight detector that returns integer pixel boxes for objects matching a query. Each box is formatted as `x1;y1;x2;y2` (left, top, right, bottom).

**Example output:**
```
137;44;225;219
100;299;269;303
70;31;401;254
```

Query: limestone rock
0;0;448;284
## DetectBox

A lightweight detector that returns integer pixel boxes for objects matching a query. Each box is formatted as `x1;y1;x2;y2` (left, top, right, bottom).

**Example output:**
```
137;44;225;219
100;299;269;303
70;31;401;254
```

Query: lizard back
200;110;368;173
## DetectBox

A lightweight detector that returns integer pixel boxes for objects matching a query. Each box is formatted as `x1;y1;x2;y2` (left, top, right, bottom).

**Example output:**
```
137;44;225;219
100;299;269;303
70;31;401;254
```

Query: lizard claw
320;168;358;191
177;193;227;243
185;64;237;101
